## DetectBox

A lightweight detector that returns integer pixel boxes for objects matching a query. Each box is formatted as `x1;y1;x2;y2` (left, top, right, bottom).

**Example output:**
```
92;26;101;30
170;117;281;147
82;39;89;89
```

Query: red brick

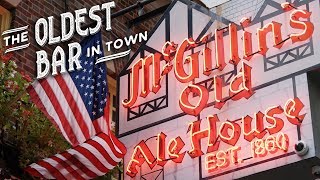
13;0;162;76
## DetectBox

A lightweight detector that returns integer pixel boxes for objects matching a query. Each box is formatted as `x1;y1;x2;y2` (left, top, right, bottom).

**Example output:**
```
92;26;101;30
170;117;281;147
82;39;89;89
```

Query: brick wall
10;0;264;78
11;0;162;77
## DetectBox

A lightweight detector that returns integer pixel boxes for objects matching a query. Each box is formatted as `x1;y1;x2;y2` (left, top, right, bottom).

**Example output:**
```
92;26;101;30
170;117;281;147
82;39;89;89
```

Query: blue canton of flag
70;31;107;121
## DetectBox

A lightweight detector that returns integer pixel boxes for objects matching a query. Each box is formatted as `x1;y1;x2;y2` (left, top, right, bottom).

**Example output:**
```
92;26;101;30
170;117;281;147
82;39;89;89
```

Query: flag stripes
25;133;126;179
25;32;127;179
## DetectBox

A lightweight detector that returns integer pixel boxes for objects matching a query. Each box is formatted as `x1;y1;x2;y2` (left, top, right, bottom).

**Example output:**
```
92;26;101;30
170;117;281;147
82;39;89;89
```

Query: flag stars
70;47;107;120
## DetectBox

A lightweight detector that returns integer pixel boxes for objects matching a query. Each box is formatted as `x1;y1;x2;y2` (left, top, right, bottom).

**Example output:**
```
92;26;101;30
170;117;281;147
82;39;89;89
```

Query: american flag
25;32;126;179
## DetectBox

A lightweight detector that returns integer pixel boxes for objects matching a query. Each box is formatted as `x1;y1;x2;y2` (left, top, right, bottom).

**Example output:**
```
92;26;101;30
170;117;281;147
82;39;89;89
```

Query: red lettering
122;60;142;108
284;98;306;125
157;132;167;166
265;106;284;135
243;112;267;142
188;115;220;157
257;21;284;55
174;38;199;83
205;146;242;173
179;84;209;116
219;121;241;146
213;75;225;110
243;31;253;60
229;23;240;65
215;29;227;70
229;62;254;101
203;47;213;76
126;141;156;177
141;53;162;97
290;10;314;43
168;136;186;163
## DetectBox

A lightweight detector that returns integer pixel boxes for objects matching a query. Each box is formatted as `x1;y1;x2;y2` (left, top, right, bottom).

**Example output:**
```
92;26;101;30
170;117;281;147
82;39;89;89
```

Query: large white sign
117;0;320;179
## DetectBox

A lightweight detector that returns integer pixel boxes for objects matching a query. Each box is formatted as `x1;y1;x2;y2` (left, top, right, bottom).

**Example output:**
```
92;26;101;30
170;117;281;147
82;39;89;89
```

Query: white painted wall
210;0;264;23
201;0;231;8
118;0;320;179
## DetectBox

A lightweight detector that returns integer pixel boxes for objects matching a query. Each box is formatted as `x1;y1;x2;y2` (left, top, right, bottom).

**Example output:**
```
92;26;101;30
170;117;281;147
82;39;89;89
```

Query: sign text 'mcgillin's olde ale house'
117;0;320;179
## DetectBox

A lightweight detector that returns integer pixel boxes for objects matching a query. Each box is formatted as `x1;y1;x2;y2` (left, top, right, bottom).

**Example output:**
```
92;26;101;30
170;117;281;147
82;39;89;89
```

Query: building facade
117;0;320;179
1;0;320;179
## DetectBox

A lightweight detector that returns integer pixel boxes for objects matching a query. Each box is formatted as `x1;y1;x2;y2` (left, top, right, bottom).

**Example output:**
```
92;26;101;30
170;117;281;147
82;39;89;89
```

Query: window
0;5;11;47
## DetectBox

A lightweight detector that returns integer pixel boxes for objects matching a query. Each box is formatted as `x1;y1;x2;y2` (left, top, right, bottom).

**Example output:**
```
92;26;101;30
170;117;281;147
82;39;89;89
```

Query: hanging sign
117;0;320;179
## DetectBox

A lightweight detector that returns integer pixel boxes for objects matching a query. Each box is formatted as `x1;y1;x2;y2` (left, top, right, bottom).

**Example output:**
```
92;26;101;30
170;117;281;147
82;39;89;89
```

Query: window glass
0;6;11;47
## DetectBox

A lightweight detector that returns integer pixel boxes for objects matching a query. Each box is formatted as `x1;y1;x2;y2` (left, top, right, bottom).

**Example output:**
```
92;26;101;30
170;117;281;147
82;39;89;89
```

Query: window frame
0;5;11;47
